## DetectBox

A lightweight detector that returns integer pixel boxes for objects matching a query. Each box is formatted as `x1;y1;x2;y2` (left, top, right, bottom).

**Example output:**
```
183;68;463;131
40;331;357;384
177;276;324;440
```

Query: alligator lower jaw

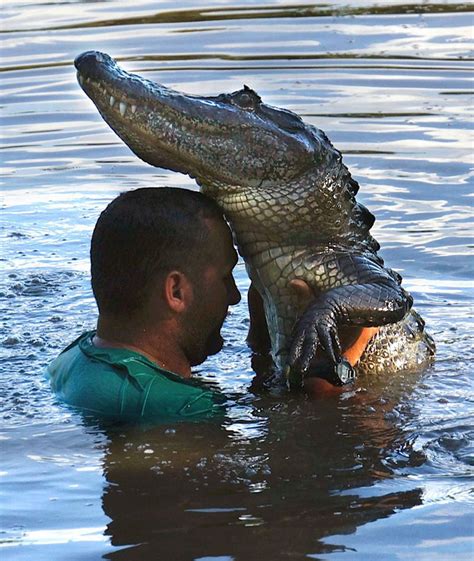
75;69;199;174
75;65;160;131
77;71;141;117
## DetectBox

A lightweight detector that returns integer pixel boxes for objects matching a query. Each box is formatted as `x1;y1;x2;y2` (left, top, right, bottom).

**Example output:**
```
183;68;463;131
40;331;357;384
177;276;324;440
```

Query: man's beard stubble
181;286;226;367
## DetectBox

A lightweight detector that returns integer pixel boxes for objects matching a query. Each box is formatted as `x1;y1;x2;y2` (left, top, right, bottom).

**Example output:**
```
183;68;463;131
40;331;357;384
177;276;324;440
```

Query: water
1;1;473;559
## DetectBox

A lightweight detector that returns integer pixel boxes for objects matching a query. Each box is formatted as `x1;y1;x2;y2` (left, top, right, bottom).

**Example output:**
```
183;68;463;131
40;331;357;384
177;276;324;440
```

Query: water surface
1;1;473;560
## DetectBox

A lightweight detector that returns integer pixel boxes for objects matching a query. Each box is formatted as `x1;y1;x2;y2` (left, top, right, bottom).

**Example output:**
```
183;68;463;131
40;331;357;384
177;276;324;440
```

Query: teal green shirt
47;332;225;422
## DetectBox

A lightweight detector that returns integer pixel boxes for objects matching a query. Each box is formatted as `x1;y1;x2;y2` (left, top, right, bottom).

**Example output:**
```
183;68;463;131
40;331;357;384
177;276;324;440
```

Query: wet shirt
47;332;225;423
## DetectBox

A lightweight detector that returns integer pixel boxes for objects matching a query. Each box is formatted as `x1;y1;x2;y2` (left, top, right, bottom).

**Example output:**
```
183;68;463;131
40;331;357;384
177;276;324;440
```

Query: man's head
91;187;240;367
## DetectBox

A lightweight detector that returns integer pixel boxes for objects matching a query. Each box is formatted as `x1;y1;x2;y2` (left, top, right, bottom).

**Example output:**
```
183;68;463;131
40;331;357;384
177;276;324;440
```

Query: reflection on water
100;397;423;561
1;1;473;560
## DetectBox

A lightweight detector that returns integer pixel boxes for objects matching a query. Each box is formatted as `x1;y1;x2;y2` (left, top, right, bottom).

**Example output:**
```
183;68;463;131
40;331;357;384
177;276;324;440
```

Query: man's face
181;218;241;366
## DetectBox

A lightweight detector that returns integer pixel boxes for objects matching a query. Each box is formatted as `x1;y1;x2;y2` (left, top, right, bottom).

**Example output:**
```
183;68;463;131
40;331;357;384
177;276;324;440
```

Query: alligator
74;51;435;387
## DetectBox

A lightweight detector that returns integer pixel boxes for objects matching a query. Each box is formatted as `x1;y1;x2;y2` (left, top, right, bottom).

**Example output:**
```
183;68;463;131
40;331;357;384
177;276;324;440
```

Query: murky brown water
1;1;473;560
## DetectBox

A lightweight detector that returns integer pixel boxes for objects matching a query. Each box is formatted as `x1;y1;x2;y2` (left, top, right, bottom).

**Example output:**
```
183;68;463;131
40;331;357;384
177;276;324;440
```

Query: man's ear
163;271;193;313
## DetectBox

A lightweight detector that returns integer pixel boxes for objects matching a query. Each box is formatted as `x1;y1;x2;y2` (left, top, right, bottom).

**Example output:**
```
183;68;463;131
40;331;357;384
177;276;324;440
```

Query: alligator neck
200;168;380;259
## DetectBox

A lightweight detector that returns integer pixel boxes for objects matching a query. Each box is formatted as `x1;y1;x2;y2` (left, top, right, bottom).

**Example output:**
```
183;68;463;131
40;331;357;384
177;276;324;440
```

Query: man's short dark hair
90;187;224;316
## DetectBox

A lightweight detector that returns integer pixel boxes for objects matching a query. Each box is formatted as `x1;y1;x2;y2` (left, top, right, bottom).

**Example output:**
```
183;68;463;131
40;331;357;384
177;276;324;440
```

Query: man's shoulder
47;332;224;422
47;331;129;413
47;332;97;387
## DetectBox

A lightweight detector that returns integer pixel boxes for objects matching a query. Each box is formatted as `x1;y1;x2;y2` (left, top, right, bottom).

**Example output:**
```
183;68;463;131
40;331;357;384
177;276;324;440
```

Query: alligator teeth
119;101;127;116
131;105;137;114
109;96;115;107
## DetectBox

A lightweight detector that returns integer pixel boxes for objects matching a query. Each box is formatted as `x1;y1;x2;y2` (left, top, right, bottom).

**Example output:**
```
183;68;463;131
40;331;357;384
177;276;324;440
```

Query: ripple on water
0;268;94;428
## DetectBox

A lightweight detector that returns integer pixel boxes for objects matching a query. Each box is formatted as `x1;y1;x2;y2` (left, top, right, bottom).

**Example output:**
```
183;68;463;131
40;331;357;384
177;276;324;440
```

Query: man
48;187;241;422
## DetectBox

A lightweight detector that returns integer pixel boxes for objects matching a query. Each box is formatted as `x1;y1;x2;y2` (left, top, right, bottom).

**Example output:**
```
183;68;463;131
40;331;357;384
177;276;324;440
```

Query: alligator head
74;51;327;191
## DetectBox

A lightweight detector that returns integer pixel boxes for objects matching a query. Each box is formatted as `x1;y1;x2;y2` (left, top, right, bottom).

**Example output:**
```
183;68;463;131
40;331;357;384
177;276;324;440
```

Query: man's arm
288;255;413;374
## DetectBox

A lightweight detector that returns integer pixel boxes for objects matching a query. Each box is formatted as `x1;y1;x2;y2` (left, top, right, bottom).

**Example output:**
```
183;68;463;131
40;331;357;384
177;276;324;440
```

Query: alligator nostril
75;51;96;70
74;50;111;72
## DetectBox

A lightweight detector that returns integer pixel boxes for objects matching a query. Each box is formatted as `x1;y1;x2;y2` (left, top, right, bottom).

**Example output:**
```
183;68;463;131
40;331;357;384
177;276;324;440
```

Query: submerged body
74;51;434;382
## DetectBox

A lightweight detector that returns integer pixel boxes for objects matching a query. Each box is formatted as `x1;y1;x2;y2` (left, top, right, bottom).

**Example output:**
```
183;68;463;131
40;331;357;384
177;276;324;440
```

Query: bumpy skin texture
74;51;435;383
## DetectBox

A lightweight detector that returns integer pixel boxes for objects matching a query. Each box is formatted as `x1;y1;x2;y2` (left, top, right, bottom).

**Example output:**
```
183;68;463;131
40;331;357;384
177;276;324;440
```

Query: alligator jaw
74;51;318;188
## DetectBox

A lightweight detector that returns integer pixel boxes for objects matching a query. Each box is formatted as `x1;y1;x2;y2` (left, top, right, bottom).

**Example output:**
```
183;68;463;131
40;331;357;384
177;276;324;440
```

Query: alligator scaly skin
202;169;435;376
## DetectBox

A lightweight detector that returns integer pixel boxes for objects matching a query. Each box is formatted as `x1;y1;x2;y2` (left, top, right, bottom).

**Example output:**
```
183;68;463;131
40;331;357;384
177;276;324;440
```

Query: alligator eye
236;93;255;109
231;86;261;111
